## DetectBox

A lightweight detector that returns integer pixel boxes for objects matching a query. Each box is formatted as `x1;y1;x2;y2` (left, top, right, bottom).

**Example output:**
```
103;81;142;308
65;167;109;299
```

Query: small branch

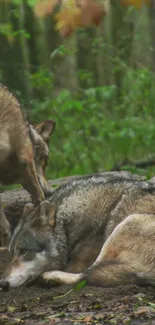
53;289;74;300
111;157;155;171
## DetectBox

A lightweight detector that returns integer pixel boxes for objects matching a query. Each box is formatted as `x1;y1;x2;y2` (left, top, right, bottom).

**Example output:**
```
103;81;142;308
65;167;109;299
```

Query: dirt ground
1;249;155;325
1;179;155;325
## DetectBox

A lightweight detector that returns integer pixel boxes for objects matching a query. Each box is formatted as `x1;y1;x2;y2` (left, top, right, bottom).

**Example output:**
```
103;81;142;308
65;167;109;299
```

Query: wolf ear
35;120;56;143
37;200;56;227
22;203;35;219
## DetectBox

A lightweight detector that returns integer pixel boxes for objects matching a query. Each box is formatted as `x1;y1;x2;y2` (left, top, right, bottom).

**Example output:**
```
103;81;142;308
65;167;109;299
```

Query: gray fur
2;173;155;288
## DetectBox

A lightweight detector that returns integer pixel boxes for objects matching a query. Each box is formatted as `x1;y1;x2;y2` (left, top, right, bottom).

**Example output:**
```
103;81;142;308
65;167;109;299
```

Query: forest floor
0;177;155;325
1;248;155;325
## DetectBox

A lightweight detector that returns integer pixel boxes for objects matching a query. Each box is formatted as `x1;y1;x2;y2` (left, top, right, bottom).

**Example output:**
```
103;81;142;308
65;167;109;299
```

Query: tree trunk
44;17;61;89
149;0;155;72
18;1;32;102
76;28;99;89
111;0;134;97
0;2;28;97
24;1;51;99
0;2;32;101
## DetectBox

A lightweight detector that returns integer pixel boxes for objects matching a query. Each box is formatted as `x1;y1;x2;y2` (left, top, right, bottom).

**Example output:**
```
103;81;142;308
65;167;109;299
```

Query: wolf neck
54;185;114;250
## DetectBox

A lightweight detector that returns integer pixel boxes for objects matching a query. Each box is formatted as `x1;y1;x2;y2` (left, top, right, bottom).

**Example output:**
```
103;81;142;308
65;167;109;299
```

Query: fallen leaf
13;318;22;323
134;306;155;317
0;314;9;319
8;305;16;313
82;316;92;322
93;302;102;310
94;313;106;320
148;302;155;309
74;280;87;291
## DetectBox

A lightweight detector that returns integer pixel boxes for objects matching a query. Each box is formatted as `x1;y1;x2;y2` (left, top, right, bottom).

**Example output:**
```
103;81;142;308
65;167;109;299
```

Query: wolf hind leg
84;213;155;288
81;261;153;287
42;213;155;288
0;198;11;247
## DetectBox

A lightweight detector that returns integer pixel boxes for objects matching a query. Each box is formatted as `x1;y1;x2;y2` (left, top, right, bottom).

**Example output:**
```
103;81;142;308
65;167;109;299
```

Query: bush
28;66;155;180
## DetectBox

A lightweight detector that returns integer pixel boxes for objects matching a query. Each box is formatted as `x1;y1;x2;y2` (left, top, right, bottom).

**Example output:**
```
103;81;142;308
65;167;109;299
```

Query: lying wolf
0;85;55;246
1;174;155;290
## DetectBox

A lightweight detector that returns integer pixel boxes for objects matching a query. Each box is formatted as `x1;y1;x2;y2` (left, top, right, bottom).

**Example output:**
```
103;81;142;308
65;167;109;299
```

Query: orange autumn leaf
35;0;107;37
55;0;82;34
121;0;150;9
55;7;82;31
81;2;106;26
59;24;74;37
35;0;59;17
55;0;106;37
83;316;92;321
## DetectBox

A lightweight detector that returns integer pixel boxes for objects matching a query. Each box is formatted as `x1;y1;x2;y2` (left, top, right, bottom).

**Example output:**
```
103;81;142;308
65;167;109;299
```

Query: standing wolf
1;174;155;290
0;85;55;246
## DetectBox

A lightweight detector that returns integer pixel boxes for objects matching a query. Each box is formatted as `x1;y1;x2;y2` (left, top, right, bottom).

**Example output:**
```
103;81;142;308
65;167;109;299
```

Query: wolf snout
44;188;53;198
0;280;9;291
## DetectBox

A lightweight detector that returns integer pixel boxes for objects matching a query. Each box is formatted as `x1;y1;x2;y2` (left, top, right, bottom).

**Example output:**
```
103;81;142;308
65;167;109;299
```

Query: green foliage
30;68;54;93
12;0;38;6
0;3;155;183
74;280;87;291
27;65;155;180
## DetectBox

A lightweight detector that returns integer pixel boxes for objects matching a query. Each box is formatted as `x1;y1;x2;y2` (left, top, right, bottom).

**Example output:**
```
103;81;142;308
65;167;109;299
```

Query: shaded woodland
1;4;155;325
0;0;155;180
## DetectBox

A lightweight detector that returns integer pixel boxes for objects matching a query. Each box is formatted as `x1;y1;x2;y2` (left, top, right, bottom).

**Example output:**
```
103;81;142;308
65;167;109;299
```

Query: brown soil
1;248;155;325
1;178;155;325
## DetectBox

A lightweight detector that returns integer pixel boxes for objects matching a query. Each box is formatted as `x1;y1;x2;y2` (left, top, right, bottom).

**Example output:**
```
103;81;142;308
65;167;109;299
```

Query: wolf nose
44;188;53;198
0;280;9;291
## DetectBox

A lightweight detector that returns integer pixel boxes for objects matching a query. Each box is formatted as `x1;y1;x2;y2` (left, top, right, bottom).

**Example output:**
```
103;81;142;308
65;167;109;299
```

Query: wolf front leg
42;270;83;286
42;264;142;288
18;143;45;206
0;198;11;247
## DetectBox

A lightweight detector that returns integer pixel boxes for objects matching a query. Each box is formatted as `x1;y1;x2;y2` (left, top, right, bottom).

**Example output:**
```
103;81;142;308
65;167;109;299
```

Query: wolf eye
19;246;44;255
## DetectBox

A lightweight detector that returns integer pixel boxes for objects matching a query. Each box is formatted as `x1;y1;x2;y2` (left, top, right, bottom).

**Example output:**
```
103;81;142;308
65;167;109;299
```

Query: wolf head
0;200;64;289
29;120;56;197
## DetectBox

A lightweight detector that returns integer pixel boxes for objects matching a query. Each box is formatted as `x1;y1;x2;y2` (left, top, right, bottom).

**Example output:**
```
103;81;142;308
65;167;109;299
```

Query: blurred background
0;0;155;181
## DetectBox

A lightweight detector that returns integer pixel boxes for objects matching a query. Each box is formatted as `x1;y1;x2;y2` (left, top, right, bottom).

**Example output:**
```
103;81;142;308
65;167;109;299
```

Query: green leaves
74;280;87;291
28;64;155;180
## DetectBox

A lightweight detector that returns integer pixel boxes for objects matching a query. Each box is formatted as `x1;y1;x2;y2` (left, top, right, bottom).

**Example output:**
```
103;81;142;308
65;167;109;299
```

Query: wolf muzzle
0;280;9;291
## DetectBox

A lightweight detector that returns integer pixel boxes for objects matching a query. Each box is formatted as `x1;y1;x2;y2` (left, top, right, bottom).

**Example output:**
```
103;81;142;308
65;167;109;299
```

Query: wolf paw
41;271;61;287
42;271;58;282
42;270;77;286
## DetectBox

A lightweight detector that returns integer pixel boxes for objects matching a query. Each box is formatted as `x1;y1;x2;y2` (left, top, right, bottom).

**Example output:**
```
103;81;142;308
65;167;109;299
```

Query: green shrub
27;66;155;180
